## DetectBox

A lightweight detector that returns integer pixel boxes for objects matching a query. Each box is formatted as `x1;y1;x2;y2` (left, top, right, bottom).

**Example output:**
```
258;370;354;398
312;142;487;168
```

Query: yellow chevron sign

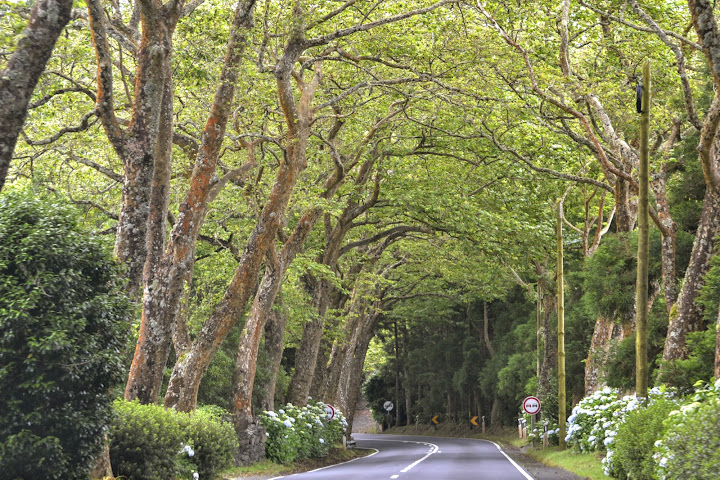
432;415;439;425
470;416;479;426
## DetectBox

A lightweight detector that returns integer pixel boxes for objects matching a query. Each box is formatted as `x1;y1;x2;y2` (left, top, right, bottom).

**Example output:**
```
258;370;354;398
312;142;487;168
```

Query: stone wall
234;417;266;466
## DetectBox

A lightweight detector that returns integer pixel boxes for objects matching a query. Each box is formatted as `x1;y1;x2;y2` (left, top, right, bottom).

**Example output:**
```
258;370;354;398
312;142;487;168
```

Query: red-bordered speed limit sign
522;396;541;415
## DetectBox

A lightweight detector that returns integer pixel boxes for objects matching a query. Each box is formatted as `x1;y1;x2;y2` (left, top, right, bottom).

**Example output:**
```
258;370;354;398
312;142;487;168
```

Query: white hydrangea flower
319;438;325;444
181;444;195;457
283;419;293;428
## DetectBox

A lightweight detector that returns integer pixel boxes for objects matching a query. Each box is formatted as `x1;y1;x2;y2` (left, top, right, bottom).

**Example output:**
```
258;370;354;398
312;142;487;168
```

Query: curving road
270;434;534;479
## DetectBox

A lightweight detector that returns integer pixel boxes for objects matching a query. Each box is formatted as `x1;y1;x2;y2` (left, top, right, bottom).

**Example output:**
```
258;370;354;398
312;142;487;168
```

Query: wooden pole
557;199;566;449
636;60;651;399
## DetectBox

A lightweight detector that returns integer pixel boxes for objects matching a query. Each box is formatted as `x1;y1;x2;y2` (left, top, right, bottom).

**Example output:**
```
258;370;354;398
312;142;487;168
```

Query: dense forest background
3;0;720;458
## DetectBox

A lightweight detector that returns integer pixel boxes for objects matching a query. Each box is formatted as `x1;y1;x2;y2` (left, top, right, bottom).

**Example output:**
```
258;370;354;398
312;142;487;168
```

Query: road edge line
482;440;534;480
267;448;379;480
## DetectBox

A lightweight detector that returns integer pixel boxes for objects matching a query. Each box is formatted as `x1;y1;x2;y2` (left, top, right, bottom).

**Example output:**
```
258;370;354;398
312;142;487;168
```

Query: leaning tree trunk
87;0;179;300
164;24;317;411
584;176;637;395
337;309;382;434
231;247;280;429
663;189;720;362
125;0;257;403
164;139;305;411
0;0;73;191
257;305;289;411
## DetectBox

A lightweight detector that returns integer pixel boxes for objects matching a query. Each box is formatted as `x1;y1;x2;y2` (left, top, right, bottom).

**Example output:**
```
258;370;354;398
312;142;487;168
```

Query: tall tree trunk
0;0;73;191
87;0;179;300
287;280;332;406
663;189;720;362
538;280;557;403
258;305;288;411
402;320;412;427
337;310;382;433
164;20;317;411
584;177;637;394
231;247;280;429
659;0;720;370
125;0;257;404
164;140;304;411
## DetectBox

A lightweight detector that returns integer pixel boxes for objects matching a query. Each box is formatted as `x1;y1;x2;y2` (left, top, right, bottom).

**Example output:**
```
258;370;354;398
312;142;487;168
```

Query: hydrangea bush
259;400;347;464
603;394;678;479
653;381;720;480
565;381;720;479
565;387;630;453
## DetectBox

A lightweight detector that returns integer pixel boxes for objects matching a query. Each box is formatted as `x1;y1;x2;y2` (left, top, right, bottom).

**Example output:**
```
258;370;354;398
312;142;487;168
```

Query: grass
222;447;372;479
527;447;607;480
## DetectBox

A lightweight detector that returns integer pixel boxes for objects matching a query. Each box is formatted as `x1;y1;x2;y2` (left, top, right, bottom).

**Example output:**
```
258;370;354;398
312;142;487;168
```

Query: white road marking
485;441;534;480
369;438;440;475
267;448;379;479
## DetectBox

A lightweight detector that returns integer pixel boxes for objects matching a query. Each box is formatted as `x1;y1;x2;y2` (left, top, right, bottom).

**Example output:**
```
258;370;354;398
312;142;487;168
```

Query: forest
1;0;720;479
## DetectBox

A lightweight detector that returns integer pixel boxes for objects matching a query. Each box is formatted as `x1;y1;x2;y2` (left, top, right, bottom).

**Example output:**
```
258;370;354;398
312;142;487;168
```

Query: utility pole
557;199;566;449
636;60;651;399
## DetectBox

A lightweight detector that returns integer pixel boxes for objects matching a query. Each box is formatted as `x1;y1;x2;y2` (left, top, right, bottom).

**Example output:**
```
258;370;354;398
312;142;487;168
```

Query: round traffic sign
325;404;335;420
383;400;394;412
522;396;541;415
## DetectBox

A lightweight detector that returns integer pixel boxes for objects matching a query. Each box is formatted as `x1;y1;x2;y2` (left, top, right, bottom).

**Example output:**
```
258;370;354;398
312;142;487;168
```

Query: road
270;434;534;479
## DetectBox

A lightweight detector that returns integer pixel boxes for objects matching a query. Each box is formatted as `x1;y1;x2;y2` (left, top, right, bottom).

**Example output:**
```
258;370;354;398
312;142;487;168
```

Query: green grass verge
222;447;372;478
527;447;607;480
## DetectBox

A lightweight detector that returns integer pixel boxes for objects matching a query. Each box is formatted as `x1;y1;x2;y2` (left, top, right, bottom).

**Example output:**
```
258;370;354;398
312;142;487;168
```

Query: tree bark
257;304;288;411
164;14;318;411
0;0;73;191
87;0;180;300
663;189;720;362
125;0;258;404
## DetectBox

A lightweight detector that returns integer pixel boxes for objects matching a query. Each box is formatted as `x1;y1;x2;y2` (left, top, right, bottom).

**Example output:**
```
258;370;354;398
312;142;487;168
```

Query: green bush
566;387;628;453
110;400;239;480
655;396;720;480
109;400;186;480
0;191;130;480
606;396;677;480
178;405;239;479
656;327;715;393
260;401;347;464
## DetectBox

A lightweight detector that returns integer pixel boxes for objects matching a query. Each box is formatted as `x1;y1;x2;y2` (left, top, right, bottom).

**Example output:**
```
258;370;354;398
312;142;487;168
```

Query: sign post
324;404;336;421
383;401;393;430
522;396;541;446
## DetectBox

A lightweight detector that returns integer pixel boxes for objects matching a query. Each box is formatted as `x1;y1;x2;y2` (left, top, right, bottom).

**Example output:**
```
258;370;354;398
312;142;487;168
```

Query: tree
0;189;129;479
0;0;73;191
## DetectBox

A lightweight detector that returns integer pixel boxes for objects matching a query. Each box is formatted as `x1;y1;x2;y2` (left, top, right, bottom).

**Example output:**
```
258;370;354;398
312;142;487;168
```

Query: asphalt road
270;434;534;479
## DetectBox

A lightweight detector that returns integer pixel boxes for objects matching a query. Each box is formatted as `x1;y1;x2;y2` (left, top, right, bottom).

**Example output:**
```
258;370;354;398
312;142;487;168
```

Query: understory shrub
655;384;720;480
0;191;130;480
177;405;239;479
604;395;678;479
260;401;347;464
109;400;238;480
565;387;628;452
